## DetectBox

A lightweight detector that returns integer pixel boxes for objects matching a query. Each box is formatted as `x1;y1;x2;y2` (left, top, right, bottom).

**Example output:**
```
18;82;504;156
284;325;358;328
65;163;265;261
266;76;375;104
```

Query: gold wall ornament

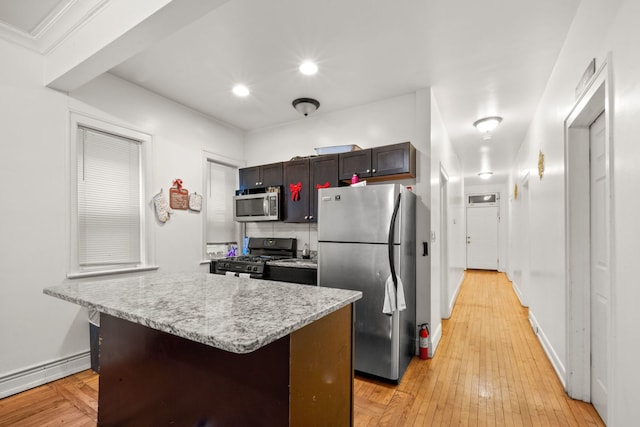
514;183;518;200
538;150;545;179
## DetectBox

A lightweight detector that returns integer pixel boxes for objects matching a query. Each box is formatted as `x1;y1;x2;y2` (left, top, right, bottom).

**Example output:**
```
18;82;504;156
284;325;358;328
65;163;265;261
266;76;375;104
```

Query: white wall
0;38;87;397
244;93;420;251
71;73;245;270
0;39;243;397
244;91;438;351
508;0;640;424
506;172;531;306
430;93;465;328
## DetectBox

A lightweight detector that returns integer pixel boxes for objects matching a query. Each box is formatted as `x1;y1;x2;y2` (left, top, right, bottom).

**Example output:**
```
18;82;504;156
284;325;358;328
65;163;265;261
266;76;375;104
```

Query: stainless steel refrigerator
317;183;416;382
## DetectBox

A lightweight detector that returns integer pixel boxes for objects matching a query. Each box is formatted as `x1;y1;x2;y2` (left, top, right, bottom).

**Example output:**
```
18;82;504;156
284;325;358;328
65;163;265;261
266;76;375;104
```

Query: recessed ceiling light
232;84;250;97
473;116;503;133
477;171;493;179
299;61;318;75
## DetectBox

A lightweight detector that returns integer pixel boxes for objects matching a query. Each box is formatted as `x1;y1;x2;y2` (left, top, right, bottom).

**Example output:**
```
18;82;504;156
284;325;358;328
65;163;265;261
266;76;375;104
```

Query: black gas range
210;237;296;279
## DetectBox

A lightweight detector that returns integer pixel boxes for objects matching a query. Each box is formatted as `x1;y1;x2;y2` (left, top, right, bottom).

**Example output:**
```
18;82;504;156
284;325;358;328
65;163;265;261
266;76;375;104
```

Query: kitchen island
44;273;361;426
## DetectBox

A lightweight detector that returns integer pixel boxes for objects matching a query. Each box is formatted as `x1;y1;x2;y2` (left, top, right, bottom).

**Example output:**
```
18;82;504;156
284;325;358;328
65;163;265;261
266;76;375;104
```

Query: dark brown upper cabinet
338;142;416;182
283;155;339;223
239;162;283;190
309;155;340;221
339;150;372;180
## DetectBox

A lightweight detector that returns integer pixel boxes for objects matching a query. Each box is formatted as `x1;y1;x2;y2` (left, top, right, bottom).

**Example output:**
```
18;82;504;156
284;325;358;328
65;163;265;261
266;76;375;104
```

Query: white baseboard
0;351;91;399
448;274;464;315
429;321;442;358
528;311;566;388
442;273;465;319
511;280;527;307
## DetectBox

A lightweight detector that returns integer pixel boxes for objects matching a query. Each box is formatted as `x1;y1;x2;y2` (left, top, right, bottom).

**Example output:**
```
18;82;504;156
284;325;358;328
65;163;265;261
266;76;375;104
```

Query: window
69;113;156;277
467;193;499;206
203;152;242;259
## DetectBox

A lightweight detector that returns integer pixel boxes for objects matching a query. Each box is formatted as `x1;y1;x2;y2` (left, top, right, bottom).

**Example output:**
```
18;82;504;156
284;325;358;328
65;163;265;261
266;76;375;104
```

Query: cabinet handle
308;215;314;220
366;169;370;173
372;168;376;173
304;215;309;220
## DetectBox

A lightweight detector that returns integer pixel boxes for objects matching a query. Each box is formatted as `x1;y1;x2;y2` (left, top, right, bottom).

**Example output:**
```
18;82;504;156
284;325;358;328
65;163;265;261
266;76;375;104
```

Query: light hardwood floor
0;271;604;426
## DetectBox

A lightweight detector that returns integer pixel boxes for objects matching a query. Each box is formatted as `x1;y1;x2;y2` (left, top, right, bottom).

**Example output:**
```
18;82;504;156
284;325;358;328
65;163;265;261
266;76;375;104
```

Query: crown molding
0;0;110;54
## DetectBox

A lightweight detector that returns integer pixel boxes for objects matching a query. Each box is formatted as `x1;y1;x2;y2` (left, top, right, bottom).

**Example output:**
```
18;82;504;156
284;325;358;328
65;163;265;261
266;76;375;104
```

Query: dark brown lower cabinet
98;306;354;426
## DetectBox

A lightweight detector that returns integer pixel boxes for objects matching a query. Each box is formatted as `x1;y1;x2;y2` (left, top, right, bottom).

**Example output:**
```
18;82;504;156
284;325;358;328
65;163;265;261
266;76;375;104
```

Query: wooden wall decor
170;178;188;210
538;150;545;179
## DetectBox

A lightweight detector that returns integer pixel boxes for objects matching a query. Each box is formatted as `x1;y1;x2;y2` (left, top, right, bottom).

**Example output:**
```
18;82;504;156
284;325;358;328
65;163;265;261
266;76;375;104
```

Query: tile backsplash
245;222;318;257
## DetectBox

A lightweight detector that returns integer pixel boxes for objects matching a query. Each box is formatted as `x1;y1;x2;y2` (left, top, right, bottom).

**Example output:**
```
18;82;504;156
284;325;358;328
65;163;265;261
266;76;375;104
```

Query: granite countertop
267;258;318;269
43;273;360;354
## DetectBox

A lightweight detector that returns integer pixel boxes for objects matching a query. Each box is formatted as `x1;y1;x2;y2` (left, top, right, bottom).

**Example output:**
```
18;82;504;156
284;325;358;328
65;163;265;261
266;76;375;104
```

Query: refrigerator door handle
387;192;402;290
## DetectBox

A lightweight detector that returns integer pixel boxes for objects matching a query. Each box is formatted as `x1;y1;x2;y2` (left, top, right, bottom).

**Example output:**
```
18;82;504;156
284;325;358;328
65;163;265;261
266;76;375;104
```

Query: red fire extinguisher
419;323;430;360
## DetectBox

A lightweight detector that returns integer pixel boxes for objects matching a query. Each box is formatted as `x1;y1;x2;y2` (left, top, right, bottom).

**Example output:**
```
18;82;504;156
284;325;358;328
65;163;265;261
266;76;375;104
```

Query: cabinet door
310;155;339;222
239;163;283;189
261;162;283;187
239;166;261;189
339;150;372;180
283;159;310;223
371;142;414;176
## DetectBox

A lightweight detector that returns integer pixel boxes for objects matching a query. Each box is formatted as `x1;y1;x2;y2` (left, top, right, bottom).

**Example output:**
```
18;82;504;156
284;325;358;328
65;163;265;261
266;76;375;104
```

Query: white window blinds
206;160;237;244
77;126;141;267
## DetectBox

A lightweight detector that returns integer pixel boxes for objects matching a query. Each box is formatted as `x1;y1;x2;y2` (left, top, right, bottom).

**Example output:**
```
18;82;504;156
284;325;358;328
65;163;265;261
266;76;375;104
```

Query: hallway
354;270;604;426
0;271;605;426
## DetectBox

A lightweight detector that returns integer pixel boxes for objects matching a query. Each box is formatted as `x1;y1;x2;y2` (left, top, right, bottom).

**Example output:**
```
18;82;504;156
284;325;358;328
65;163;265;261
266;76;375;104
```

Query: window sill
67;265;160;279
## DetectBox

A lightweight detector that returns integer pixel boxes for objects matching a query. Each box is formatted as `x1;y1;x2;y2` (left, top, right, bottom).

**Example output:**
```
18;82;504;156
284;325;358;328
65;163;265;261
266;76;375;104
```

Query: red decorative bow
290;182;302;201
173;179;183;190
316;182;330;190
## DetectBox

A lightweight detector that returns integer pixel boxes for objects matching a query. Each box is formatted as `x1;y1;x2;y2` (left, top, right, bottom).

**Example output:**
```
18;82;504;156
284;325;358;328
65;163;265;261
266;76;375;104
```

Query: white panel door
466;206;498;270
590;111;609;424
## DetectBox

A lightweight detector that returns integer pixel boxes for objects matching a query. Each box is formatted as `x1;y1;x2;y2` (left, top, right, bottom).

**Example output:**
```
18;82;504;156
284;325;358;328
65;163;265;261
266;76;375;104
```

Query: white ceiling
0;0;61;33
0;0;581;186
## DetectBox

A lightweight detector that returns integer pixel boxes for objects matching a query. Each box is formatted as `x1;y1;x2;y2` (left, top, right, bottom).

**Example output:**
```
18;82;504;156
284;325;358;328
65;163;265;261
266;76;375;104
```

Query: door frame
564;57;614;416
439;164;450;318
517;172;530;307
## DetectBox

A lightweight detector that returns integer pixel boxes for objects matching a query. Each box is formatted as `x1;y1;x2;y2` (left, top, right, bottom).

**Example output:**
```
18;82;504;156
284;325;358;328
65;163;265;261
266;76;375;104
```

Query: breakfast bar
44;273;361;426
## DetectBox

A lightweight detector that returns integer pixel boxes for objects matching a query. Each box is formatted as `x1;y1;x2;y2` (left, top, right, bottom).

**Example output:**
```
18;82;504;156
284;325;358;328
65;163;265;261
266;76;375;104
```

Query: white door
466;206;498;270
590;111;609;423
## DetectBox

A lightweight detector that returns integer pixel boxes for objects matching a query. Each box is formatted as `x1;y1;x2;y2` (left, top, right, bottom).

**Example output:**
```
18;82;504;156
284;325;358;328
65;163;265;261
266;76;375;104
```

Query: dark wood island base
98;305;354;426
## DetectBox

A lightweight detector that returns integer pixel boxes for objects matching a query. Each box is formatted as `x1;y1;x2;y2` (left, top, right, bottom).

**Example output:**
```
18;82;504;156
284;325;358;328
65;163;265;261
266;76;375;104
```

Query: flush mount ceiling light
473;116;503;133
477;171;494;180
299;61;318;75
232;84;250;97
292;97;320;116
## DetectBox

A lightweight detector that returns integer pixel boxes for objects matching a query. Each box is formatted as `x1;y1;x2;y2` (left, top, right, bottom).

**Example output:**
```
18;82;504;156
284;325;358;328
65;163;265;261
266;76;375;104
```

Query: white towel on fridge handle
383;275;406;314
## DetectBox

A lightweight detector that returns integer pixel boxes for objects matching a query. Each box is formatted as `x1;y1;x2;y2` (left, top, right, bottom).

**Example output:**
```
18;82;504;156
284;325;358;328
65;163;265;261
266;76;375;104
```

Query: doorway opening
564;60;613;425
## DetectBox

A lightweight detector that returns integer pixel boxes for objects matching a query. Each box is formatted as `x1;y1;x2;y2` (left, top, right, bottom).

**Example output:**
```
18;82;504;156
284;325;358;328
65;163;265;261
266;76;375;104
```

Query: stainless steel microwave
233;190;280;222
